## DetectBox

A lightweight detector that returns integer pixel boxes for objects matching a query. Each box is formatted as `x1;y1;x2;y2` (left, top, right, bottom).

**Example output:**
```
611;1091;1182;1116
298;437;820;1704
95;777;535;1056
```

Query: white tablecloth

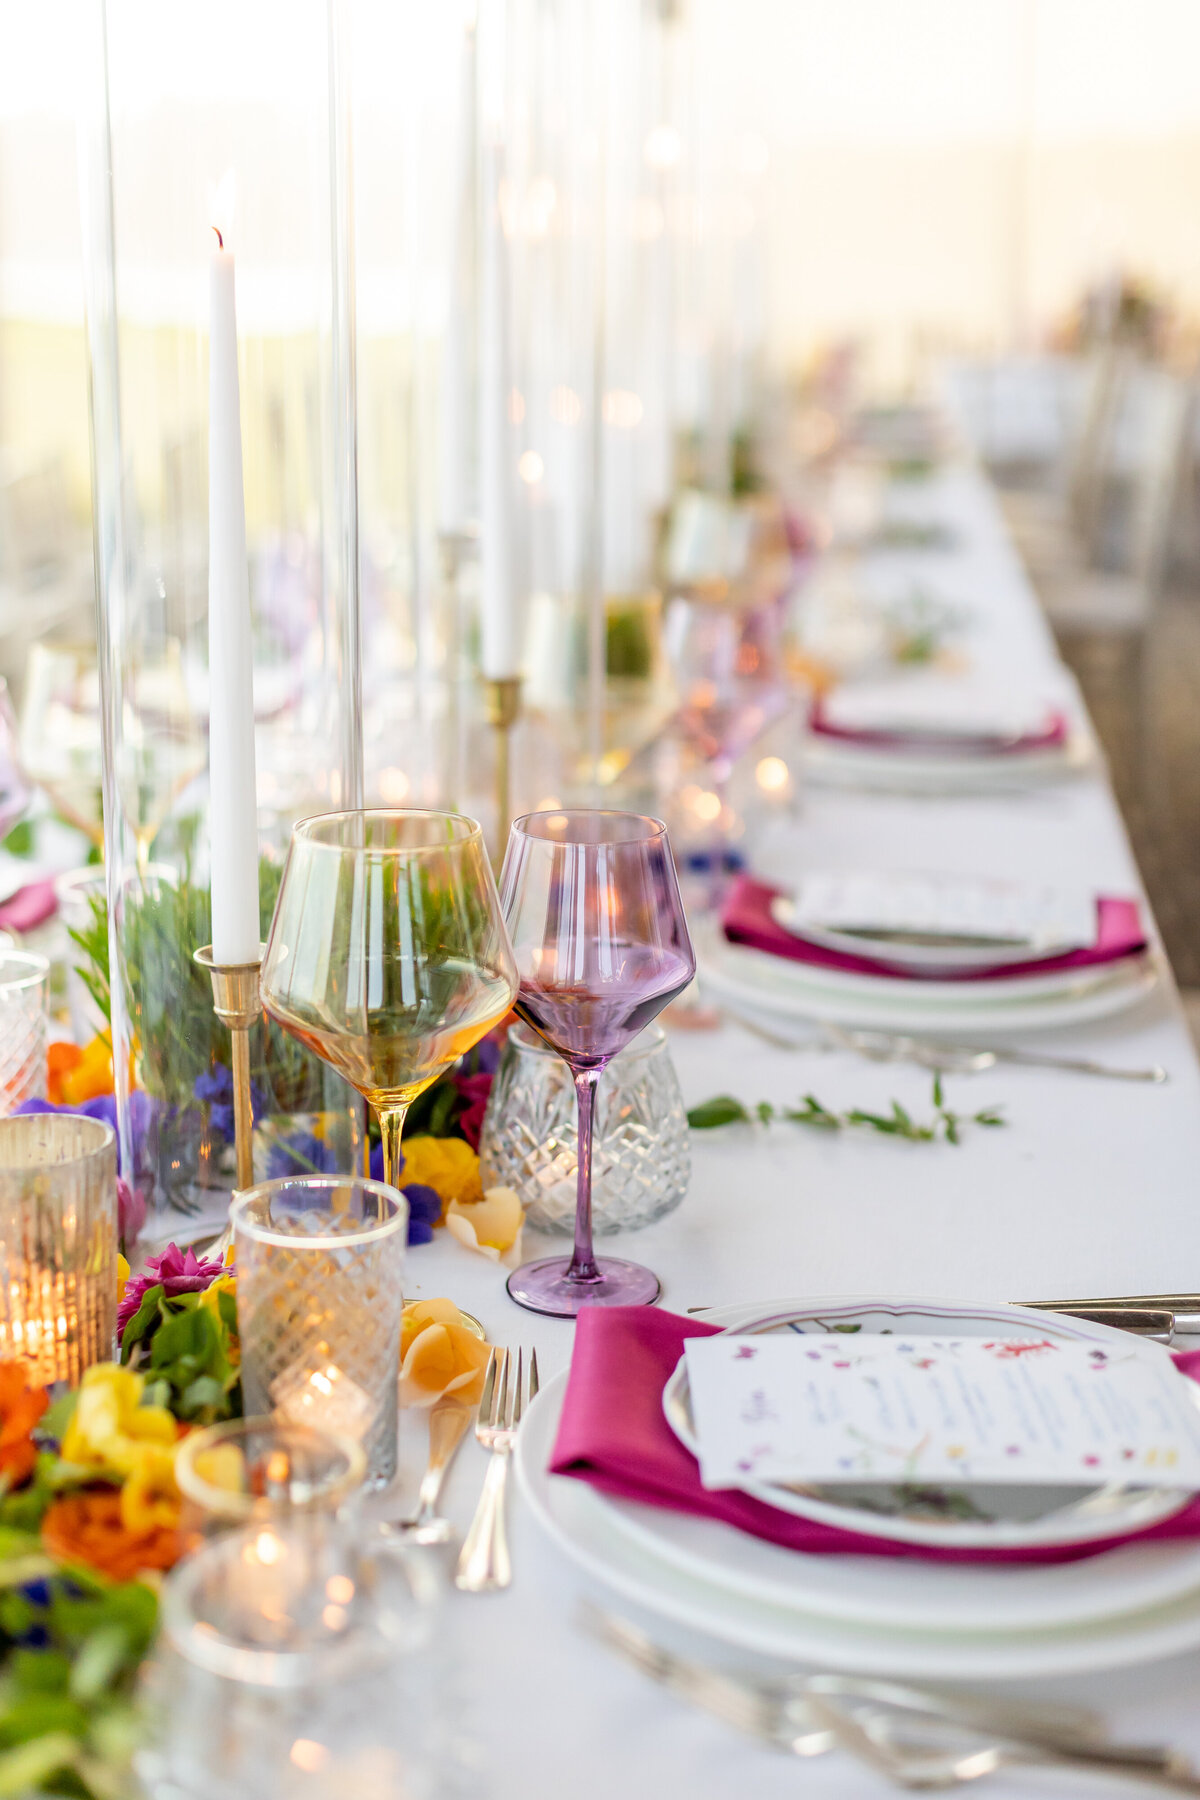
400;464;1200;1799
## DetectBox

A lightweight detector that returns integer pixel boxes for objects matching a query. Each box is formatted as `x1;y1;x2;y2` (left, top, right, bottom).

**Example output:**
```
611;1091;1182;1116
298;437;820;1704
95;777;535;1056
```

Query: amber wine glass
261;810;517;1188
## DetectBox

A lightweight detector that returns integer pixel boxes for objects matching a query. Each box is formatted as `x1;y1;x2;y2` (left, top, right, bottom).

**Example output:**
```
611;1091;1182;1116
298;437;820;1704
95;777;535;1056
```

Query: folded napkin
810;698;1068;758
720;876;1147;984
0;880;57;934
549;1307;1200;1566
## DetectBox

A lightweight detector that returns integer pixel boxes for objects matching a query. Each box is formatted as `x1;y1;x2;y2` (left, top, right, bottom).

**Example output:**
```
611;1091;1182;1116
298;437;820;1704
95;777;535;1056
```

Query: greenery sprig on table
688;1075;1005;1145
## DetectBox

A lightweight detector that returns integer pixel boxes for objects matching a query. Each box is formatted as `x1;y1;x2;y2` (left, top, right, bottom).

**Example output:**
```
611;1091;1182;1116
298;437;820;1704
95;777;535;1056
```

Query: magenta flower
453;1071;494;1151
117;1242;228;1341
116;1176;146;1249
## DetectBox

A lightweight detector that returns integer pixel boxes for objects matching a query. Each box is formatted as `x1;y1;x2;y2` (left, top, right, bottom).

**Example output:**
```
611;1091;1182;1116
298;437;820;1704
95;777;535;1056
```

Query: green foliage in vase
67;851;321;1116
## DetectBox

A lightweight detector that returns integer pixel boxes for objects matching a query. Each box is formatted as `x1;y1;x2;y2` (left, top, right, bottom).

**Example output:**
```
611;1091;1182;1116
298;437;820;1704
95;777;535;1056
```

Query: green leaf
69;1626;130;1704
686;1095;752;1129
754;1100;775;1124
931;1072;944;1110
118;1286;165;1364
1;821;33;859
0;1732;79;1796
9;1649;71;1695
180;1375;226;1416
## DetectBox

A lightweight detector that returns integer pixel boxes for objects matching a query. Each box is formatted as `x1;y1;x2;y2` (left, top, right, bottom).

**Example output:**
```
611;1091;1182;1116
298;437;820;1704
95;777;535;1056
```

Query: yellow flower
400;1298;491;1408
120;1443;181;1533
198;1274;239;1353
117;1254;130;1301
60;1364;177;1480
399;1137;482;1212
446;1187;524;1268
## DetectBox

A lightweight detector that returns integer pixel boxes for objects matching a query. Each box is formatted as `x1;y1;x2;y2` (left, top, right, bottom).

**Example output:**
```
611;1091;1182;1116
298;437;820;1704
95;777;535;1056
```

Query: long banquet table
403;462;1200;1798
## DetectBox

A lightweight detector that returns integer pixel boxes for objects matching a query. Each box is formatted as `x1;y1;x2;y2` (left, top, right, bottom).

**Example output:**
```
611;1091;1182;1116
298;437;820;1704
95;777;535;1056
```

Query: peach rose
445;1187;524;1268
399;1299;491;1408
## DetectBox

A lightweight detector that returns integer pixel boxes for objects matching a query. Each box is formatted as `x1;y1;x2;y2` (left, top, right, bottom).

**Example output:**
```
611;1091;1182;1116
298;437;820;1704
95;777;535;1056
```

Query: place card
683;1334;1200;1492
789;873;1094;953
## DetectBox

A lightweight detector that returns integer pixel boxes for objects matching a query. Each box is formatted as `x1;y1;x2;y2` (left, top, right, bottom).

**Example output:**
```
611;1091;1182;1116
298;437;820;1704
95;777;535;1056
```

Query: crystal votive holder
0;1112;117;1383
0;949;49;1116
479;1023;691;1235
143;1517;444;1800
232;1177;408;1489
175;1415;367;1549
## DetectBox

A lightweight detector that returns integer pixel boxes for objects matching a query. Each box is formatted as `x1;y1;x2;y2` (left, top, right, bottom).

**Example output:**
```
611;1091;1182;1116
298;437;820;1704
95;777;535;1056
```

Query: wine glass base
505;1255;661;1318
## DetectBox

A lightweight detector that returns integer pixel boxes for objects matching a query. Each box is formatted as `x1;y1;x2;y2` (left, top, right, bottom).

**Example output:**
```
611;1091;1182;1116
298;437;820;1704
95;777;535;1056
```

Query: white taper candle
208;221;261;967
479;143;518;679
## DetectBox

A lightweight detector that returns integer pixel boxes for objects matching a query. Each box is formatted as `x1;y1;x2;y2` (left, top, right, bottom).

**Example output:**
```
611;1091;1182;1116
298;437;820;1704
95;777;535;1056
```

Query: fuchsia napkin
0;880;56;934
549;1307;1200;1566
720;876;1148;985
809;699;1069;758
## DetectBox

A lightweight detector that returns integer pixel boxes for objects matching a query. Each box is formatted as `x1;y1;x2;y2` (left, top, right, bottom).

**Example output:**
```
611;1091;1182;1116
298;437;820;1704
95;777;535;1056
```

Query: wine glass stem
567;1068;602;1284
377;1104;408;1191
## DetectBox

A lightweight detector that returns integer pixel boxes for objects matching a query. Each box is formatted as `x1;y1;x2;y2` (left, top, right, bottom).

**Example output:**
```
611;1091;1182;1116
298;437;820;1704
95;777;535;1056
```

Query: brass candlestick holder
482;674;522;859
194;944;265;1194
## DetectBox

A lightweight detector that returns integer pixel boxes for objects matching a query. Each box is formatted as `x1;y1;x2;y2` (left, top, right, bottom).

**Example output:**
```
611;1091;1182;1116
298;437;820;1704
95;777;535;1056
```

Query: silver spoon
380;1395;473;1547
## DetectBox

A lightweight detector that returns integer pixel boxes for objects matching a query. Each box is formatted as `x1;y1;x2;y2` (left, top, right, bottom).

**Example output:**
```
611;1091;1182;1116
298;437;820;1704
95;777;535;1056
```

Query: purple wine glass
499;809;696;1316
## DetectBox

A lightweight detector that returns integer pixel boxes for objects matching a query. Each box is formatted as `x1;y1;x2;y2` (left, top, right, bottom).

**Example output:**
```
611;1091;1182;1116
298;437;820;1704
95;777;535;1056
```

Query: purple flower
16;1091;156;1177
401;1183;441;1247
265;1130;342;1181
117;1242;228;1341
193;1066;269;1143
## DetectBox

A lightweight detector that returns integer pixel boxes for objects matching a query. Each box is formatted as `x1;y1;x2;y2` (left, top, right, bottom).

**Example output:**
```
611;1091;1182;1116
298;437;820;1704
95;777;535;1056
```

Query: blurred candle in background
439;15;478;538
207;174;261;967
479;141;519;679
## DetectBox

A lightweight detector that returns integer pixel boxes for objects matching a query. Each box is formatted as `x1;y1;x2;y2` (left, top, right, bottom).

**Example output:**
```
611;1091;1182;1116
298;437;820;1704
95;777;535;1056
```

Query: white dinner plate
661;1297;1195;1550
802;730;1093;796
698;925;1158;1038
516;1372;1200;1679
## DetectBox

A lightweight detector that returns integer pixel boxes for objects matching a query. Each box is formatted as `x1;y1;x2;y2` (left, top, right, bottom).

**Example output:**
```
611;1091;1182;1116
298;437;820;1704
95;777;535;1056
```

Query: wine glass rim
0;948;49;993
510;808;669;844
231;1175;409;1249
291;808;485;852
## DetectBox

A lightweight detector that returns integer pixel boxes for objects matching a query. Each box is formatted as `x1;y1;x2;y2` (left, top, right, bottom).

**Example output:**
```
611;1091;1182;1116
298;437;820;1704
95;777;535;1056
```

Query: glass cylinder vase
77;0;365;1240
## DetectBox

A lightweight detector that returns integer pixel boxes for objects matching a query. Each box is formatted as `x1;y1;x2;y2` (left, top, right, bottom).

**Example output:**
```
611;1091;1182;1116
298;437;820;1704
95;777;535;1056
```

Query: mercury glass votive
232;1178;408;1488
0;1113;117;1383
0;950;49;1115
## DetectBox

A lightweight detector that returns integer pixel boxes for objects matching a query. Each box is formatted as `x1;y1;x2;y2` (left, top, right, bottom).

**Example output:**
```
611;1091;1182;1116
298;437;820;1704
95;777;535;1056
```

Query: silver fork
455;1346;539;1593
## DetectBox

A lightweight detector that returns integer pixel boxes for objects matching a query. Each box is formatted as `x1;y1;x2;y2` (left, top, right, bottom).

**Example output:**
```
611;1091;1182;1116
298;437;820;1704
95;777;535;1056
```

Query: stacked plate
516;1297;1200;1679
804;686;1092;794
700;871;1157;1037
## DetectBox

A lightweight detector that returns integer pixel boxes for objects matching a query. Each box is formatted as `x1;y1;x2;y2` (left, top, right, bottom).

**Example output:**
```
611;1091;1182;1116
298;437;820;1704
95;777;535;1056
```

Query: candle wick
212;224;224;251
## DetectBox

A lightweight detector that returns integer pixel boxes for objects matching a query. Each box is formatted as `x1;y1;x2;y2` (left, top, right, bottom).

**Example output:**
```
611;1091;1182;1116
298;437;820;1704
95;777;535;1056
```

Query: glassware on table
499;809;696;1316
175;1415;366;1548
260;808;517;1190
479;1021;690;1235
0;1112;117;1382
0;949;49;1115
143;1516;444;1800
232;1176;408;1488
18;642;105;849
0;678;31;845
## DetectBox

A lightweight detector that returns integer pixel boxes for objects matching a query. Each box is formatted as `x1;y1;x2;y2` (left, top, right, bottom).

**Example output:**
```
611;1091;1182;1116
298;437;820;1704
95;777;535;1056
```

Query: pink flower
453;1072;494;1152
117;1177;146;1249
116;1243;228;1341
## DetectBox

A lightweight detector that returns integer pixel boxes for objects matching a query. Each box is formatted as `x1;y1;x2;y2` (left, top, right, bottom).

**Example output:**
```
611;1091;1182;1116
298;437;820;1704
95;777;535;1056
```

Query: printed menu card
682;1334;1200;1491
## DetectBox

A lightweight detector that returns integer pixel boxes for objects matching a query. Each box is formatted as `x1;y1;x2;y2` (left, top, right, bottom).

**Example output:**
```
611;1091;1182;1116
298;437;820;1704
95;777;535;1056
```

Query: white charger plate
698;926;1157;1037
661;1297;1195;1550
516;1372;1200;1679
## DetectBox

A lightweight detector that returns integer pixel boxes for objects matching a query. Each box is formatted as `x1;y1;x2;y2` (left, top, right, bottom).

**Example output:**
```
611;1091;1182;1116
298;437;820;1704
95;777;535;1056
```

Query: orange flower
41;1488;182;1581
0;1360;49;1488
58;1035;116;1106
46;1041;84;1107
